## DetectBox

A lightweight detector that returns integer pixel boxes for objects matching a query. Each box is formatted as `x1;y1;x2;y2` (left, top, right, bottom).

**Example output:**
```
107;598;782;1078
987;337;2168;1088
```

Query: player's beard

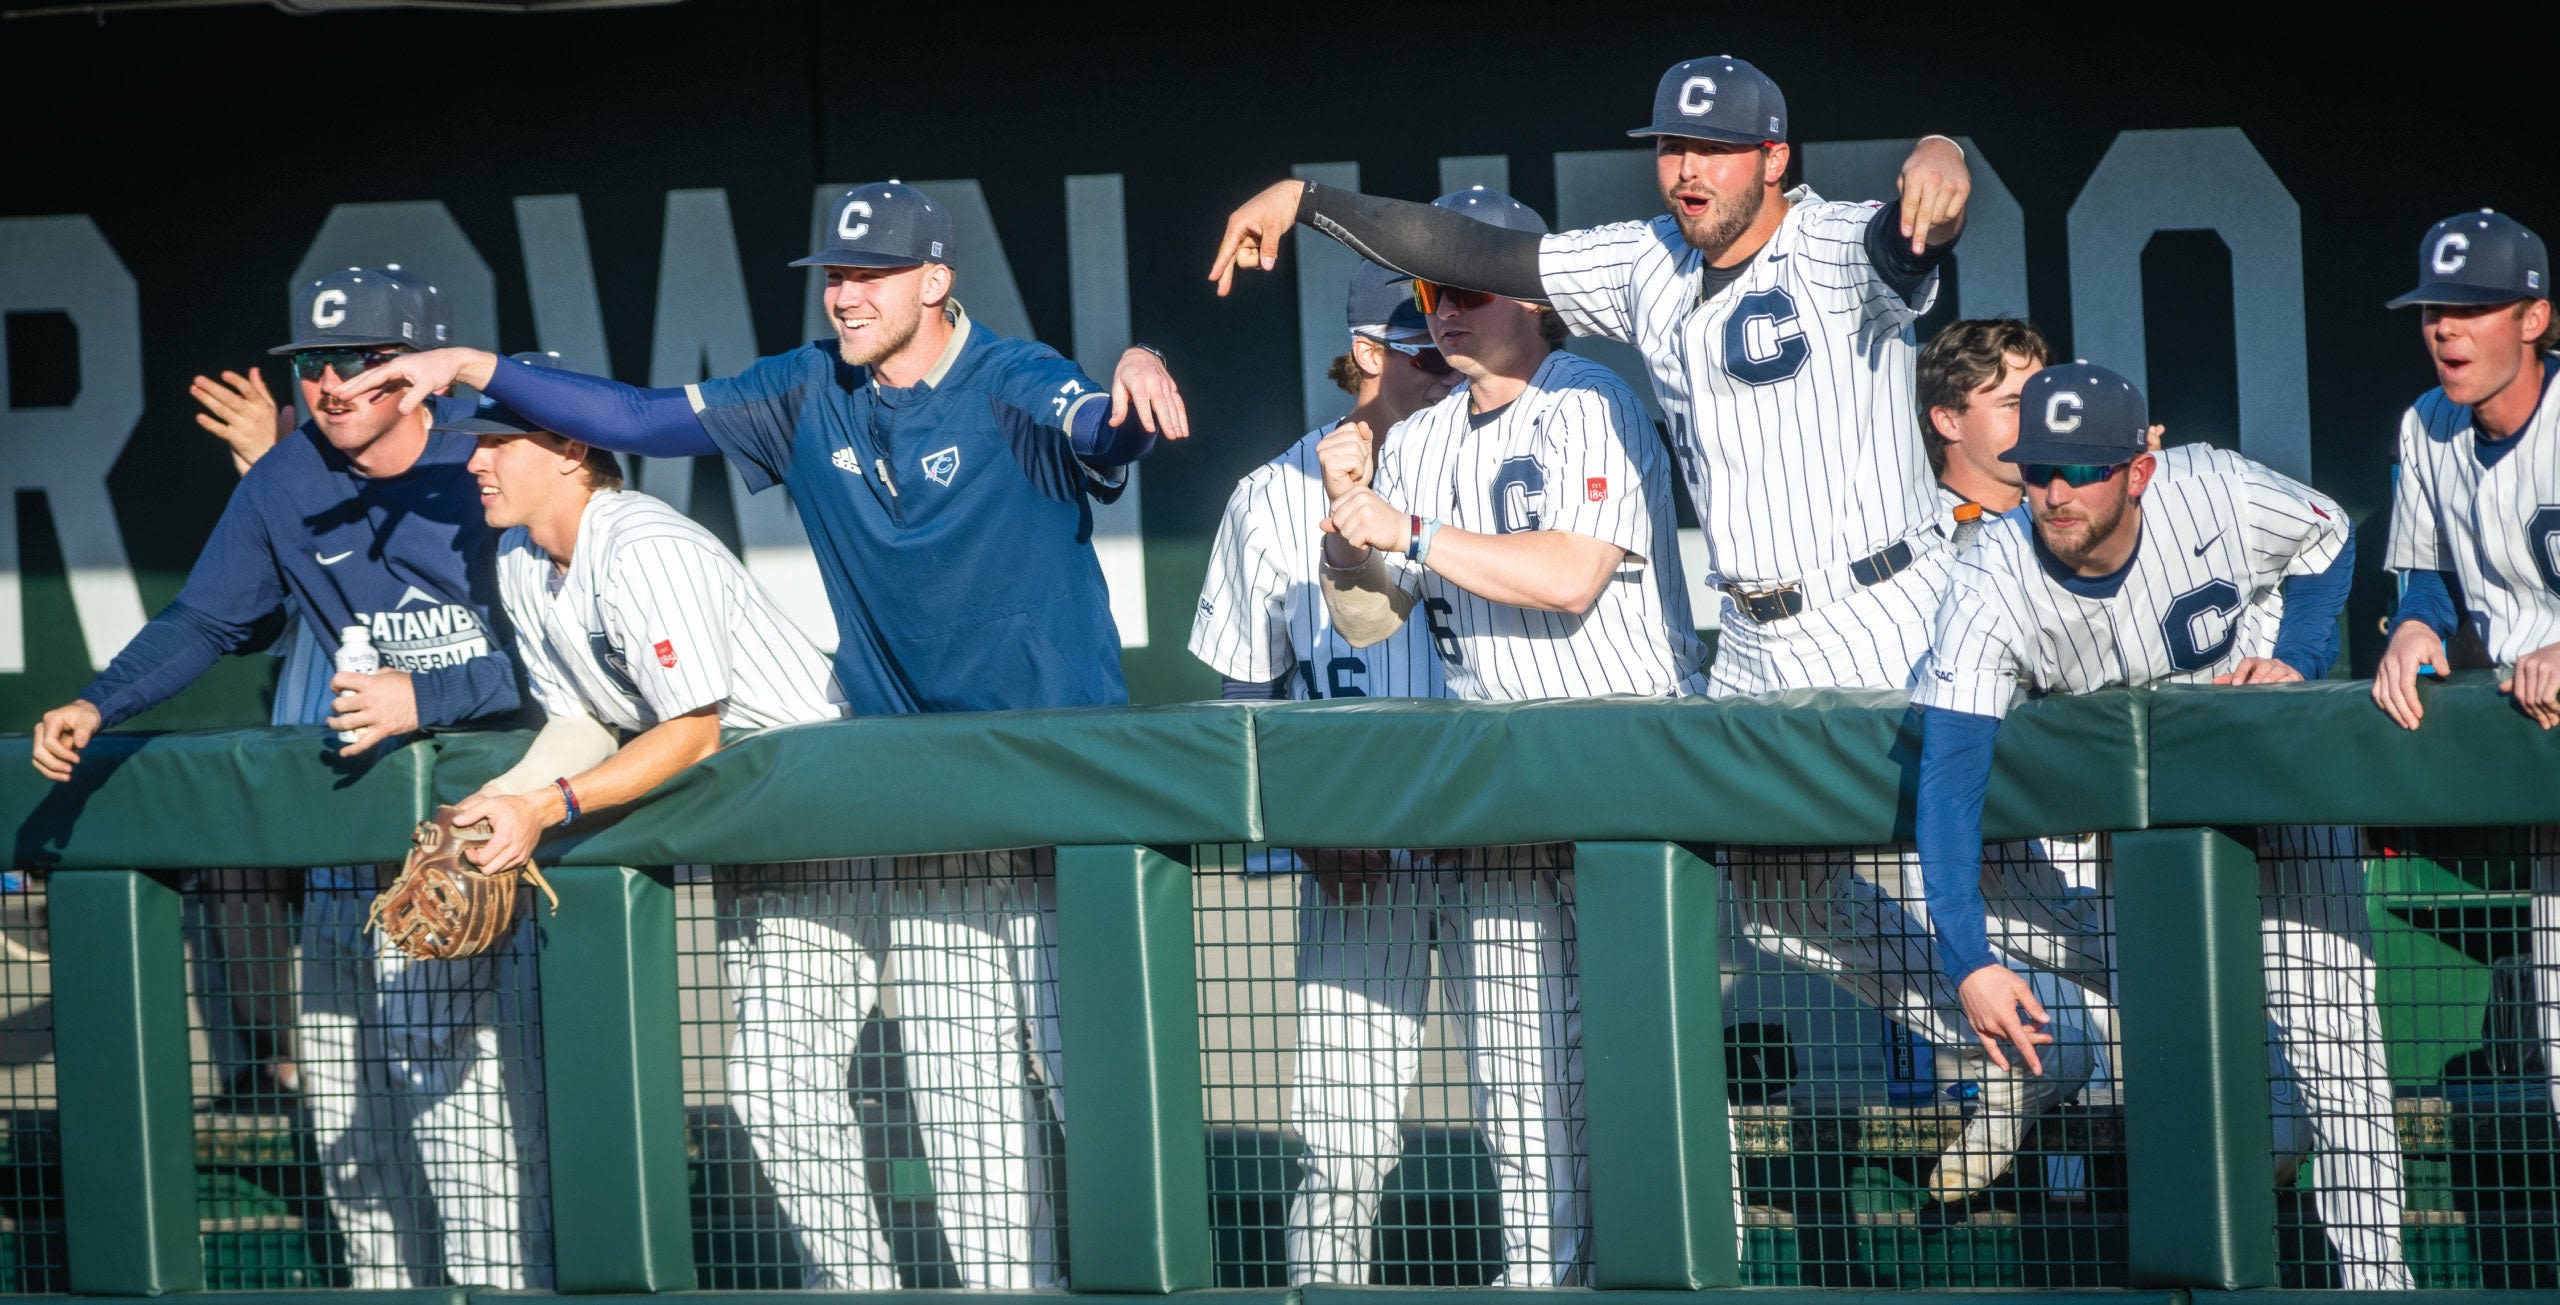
838;300;922;370
1674;179;1766;260
2032;488;2130;571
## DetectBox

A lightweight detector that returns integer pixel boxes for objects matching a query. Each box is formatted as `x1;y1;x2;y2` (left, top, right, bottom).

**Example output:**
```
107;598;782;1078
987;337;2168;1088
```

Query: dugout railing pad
0;672;2548;1297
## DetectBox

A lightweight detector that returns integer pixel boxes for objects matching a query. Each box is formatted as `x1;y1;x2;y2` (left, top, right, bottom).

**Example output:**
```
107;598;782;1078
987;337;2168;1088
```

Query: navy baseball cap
1345;261;1428;339
433;353;568;436
1432;186;1548;235
271;266;447;355
2003;362;2149;466
791;181;955;270
2387;210;2548;308
1627;55;1787;146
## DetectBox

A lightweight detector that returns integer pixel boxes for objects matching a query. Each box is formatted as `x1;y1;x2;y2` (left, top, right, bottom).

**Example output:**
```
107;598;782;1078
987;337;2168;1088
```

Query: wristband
1918;133;1965;160
1414;519;1445;568
1406;514;1425;560
553;777;582;828
1130;343;1167;364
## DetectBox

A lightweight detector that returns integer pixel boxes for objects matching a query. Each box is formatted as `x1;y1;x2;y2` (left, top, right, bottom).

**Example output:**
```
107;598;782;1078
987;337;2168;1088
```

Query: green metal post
51;869;203;1294
1055;844;1211;1292
1574;841;1739;1289
537;865;694;1292
2114;827;2276;1288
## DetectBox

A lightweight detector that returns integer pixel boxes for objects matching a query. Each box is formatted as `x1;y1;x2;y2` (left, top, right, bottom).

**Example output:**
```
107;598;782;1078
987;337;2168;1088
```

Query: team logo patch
921;445;960;486
654;639;678;668
831;447;862;475
1586;476;1609;502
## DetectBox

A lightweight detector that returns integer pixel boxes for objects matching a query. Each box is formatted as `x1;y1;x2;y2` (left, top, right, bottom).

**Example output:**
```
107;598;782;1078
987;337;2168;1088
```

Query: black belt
1724;539;1918;625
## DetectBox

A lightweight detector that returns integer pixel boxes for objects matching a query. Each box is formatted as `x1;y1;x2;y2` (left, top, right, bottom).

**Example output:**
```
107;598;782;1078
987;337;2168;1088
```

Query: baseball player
1294;189;1705;1286
32;267;549;1288
2373;208;2560;1122
343;182;1187;1288
425;362;895;1289
1191;259;1451;702
1913;362;2409;1285
1209;57;2100;1199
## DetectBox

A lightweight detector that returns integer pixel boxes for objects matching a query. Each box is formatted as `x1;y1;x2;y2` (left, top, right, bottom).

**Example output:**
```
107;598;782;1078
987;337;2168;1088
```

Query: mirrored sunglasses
2022;461;2127;488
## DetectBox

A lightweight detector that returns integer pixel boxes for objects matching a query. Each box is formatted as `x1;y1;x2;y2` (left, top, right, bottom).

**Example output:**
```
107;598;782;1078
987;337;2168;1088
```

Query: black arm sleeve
1862;199;1954;303
1299;183;1550;303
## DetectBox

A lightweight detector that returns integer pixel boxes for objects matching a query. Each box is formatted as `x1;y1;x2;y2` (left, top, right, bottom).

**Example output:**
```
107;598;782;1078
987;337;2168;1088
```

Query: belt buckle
1725;581;1805;624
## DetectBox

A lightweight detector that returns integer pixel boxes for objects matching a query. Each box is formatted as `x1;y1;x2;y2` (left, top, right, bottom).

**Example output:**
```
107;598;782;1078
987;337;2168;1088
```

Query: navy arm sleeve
1298;183;1549;302
410;651;523;728
2393;567;2459;640
481;357;717;458
2270;524;2355;679
1914;704;2004;983
1862;200;1954;303
79;602;251;727
1067;397;1159;467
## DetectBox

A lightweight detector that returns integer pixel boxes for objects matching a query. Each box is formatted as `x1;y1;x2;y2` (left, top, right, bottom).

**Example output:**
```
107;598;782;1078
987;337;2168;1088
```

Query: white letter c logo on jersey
2433;232;2470;275
837;200;873;243
1679;76;1716;116
312;289;348;329
2044;391;2084;434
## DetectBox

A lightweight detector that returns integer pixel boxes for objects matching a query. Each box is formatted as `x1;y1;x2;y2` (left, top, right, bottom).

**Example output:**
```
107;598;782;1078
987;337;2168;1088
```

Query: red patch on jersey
654;639;678;668
2309;503;2332;520
1586;476;1609;502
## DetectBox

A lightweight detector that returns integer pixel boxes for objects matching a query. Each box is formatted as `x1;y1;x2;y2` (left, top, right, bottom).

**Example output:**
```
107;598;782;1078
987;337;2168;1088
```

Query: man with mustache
1912;362;2408;1284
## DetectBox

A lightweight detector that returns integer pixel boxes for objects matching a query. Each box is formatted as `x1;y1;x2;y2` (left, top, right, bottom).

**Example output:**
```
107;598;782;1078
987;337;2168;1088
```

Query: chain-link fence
1195;844;1587;1289
181;868;552;1291
2311;825;2559;1290
0;875;58;1293
676;853;1064;1292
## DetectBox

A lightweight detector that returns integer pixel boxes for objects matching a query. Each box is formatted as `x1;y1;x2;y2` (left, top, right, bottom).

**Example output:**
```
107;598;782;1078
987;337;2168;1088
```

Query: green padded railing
0;673;2549;1298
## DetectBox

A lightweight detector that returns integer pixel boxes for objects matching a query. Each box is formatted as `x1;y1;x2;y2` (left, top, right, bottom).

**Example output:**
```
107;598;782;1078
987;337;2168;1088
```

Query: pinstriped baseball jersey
1190;426;1446;699
2383;357;2560;665
1369;349;1708;701
496;489;846;732
1914;444;2348;717
1540;188;1940;590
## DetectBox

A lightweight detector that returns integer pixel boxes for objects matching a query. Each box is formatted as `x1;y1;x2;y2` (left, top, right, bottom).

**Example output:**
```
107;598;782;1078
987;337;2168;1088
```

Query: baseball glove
367;804;561;960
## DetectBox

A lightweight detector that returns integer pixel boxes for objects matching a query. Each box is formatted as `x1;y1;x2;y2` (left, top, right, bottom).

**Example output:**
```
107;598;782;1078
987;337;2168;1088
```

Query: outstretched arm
1209;180;1547;301
333;349;717;457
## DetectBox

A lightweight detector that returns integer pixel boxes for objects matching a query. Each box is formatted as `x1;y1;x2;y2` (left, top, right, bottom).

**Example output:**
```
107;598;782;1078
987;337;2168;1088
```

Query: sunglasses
290;347;407;383
1362;332;1453;376
1412;280;1500;315
2021;461;2128;488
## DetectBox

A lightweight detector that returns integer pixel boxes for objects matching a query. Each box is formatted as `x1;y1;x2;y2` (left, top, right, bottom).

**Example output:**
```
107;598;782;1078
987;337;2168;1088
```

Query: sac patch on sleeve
654;639;678;668
1586;476;1609;502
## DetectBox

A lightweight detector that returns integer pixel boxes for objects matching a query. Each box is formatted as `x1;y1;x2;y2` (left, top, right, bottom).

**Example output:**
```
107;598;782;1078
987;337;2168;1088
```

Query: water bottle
334;625;379;744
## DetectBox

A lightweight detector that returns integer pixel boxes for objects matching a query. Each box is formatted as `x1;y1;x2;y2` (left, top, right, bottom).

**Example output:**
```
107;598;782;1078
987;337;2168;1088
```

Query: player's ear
2126;451;2158;497
1761;142;1790;186
919;263;955;308
1927;404;1963;443
559;439;593;475
1351;339;1386;379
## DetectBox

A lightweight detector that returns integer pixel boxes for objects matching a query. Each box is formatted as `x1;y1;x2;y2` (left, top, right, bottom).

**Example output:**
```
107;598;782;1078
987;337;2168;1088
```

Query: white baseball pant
714;860;900;1290
1969;827;2409;1288
302;881;553;1288
1286;848;1587;1287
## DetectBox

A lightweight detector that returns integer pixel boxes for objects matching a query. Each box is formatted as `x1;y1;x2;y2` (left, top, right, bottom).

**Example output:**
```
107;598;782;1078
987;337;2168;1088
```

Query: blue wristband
1414;519;1445;568
553;777;581;828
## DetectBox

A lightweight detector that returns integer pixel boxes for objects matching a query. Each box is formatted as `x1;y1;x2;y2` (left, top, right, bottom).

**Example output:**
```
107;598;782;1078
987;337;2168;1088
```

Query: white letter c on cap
2433;232;2470;275
837;200;873;243
312;288;348;329
1679;76;1716;116
2044;391;2084;433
